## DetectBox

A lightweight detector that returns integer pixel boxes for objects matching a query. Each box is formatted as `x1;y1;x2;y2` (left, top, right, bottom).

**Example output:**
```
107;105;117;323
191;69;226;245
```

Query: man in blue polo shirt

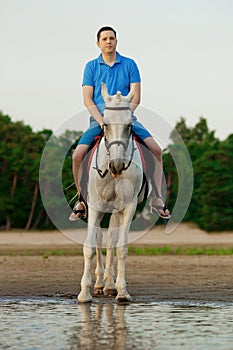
69;26;170;221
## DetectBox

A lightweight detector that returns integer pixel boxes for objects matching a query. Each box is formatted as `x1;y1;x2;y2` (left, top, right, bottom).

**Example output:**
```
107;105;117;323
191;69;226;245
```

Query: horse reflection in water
71;304;128;349
78;83;143;303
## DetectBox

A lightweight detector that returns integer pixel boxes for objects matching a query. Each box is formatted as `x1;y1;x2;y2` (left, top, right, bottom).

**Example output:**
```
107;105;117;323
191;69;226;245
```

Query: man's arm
83;85;103;126
130;82;141;113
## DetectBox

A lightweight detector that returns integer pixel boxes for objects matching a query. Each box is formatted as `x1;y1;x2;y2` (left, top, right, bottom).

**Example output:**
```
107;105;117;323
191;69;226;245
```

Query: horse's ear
116;91;122;104
101;83;111;103
126;85;135;103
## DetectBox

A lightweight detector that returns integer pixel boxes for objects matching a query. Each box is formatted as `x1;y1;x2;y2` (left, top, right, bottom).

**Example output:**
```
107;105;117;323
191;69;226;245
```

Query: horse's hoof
94;287;104;296
77;297;92;303
77;291;92;303
116;294;132;303
104;288;118;297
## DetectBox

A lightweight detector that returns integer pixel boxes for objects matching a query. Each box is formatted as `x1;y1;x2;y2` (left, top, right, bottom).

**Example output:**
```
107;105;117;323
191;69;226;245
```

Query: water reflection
70;303;130;350
0;298;233;350
69;301;233;350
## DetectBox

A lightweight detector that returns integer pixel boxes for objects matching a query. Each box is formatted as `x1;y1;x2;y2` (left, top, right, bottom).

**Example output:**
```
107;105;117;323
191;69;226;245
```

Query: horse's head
101;83;135;177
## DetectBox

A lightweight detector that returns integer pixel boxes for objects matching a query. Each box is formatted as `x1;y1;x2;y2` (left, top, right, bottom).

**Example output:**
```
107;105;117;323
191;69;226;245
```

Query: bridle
104;106;132;154
94;106;136;178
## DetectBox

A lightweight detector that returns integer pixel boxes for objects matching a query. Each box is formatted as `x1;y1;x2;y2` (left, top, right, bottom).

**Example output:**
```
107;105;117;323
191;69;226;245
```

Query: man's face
97;30;117;54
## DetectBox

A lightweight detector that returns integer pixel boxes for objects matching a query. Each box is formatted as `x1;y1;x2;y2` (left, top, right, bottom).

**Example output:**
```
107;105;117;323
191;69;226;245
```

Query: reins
93;136;109;178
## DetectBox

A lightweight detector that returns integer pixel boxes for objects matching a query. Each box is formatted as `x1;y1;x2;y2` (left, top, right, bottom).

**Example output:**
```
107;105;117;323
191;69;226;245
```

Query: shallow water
0;298;233;350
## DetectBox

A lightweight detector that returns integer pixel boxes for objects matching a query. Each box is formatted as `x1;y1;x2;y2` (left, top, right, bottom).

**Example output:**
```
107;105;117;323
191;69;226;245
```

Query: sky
1;0;233;142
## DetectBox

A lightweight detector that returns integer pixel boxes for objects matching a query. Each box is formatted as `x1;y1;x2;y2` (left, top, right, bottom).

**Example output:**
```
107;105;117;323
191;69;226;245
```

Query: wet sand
0;224;233;303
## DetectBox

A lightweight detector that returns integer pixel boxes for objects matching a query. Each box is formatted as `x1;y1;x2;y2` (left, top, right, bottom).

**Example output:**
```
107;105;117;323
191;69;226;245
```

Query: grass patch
128;246;233;256
1;246;233;256
128;246;172;255
0;248;83;257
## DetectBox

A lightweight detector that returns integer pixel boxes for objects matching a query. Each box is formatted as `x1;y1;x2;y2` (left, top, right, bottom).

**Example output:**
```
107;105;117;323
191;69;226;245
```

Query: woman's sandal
151;196;171;219
69;201;87;221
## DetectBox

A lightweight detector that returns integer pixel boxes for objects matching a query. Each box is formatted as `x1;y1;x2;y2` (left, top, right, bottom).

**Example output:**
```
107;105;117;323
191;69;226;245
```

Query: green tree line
0;111;232;231
163;117;233;231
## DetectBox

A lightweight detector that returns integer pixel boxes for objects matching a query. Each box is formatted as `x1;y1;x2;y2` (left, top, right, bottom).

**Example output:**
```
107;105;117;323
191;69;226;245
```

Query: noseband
94;106;136;178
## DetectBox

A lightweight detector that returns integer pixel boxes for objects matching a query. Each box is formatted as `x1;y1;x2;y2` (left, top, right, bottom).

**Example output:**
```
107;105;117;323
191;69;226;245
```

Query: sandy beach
1;223;233;250
0;223;233;303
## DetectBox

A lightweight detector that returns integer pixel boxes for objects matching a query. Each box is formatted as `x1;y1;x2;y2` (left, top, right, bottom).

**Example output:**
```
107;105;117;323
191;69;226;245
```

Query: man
69;26;170;221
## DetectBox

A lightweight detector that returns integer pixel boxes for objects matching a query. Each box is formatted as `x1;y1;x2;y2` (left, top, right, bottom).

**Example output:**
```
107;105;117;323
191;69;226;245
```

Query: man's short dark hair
97;26;117;42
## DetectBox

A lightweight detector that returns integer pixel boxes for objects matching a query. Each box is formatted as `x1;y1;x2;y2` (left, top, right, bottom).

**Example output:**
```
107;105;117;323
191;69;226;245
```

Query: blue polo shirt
82;52;141;114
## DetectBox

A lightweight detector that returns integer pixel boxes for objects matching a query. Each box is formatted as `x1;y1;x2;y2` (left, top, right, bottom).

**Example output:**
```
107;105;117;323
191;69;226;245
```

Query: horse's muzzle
109;159;125;177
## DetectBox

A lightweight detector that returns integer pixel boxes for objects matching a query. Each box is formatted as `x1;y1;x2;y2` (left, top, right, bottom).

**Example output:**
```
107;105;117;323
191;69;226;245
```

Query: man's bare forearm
85;103;103;126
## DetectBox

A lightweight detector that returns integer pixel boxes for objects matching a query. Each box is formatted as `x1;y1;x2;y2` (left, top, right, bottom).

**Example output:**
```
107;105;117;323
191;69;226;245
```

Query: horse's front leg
78;244;95;303
94;229;105;296
103;213;118;297
78;209;104;303
103;246;117;296
115;201;137;302
116;244;132;302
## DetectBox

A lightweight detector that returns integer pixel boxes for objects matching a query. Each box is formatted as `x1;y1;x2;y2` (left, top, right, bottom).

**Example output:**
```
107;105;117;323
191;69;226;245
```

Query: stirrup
69;201;87;221
151;196;171;219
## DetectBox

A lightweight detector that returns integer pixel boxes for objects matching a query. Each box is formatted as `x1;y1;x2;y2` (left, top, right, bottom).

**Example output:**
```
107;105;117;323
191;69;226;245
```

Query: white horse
78;83;143;303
